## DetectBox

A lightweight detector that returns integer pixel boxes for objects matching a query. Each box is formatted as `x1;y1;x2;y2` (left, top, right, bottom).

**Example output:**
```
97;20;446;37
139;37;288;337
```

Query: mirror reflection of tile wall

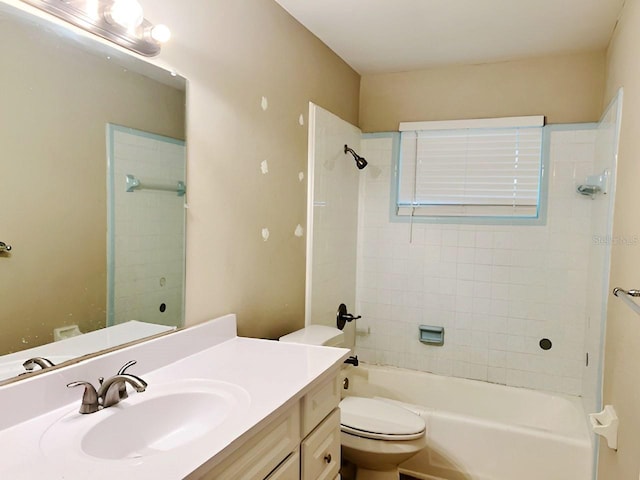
109;126;186;328
0;4;185;358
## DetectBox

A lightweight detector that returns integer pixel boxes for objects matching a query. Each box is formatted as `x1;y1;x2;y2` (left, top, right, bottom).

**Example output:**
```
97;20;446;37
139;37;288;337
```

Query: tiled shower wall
110;127;186;328
355;128;601;396
308;104;361;341
582;95;620;413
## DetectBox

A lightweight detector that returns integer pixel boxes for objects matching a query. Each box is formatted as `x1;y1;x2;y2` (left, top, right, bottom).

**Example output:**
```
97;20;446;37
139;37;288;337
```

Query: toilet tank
279;325;345;347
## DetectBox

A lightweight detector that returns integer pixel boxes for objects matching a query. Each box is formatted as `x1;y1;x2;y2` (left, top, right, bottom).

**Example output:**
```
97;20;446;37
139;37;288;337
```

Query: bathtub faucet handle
337;303;361;330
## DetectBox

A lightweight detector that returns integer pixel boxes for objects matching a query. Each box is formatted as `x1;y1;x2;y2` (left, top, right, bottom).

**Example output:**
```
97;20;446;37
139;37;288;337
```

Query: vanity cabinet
266;450;301;480
301;374;341;480
195;403;301;480
195;374;341;480
301;408;340;480
0;314;350;479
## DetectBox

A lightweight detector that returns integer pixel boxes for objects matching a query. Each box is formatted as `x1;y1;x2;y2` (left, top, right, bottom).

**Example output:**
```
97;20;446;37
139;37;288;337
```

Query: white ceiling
274;0;625;74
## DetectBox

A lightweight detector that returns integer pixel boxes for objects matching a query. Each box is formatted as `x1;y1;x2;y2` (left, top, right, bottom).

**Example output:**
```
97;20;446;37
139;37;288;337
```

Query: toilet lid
340;396;426;441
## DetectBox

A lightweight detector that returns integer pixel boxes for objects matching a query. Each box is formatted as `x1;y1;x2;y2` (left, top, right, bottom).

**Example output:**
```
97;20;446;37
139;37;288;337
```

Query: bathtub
342;364;593;480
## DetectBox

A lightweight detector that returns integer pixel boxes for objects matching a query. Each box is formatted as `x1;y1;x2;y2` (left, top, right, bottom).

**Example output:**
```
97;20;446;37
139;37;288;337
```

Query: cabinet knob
324;453;332;464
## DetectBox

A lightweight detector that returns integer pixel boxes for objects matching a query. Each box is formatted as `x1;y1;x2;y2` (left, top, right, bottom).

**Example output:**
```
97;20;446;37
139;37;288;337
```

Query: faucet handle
117;360;137;375
116;360;138;400
67;381;100;414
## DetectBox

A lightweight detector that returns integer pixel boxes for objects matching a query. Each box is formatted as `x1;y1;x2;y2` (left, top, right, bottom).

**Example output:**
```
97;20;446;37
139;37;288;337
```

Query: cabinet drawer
302;375;340;437
301;408;341;480
194;403;301;480
266;449;300;480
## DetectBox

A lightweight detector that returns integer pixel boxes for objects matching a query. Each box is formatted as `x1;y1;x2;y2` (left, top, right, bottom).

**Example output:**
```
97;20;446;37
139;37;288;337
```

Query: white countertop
0;315;349;479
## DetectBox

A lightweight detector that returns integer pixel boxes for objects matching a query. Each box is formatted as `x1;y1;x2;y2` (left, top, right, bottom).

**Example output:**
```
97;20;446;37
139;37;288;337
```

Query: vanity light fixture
19;0;170;56
104;0;144;30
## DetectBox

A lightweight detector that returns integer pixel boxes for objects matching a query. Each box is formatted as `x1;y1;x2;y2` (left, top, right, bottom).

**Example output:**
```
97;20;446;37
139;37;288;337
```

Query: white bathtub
343;364;593;480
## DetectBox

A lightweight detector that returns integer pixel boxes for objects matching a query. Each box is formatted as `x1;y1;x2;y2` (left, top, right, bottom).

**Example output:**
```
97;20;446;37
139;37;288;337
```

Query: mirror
0;2;186;383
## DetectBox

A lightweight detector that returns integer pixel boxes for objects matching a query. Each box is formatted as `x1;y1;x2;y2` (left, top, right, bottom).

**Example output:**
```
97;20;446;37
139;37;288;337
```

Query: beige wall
0;16;185;354
360;52;605;132
142;1;360;339
600;0;640;478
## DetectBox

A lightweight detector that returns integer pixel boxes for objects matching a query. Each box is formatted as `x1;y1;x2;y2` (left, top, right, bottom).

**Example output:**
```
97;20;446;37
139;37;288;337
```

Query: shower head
344;145;368;170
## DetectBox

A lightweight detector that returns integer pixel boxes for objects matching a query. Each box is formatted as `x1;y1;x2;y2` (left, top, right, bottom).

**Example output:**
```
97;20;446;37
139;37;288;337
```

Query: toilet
280;325;426;480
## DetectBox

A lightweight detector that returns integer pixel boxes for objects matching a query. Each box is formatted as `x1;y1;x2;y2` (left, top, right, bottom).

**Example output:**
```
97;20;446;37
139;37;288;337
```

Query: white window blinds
398;123;543;218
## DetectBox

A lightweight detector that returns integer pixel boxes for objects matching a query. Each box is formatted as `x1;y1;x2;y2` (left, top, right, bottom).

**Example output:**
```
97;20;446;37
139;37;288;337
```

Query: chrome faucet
23;357;56;372
67;360;147;414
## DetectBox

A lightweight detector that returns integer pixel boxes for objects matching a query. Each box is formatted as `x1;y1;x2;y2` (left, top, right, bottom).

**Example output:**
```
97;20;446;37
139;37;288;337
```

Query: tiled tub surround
110;126;186;328
0;315;349;479
307;104;361;337
581;93;621;416
355;128;602;396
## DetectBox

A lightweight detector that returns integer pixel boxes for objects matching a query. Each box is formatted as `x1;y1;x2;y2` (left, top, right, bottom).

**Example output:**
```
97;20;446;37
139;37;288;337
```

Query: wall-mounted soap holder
577;169;609;198
419;325;444;346
589;404;618;450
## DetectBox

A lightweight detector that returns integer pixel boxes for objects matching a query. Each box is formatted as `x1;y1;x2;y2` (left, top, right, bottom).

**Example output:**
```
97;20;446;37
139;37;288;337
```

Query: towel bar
613;287;640;315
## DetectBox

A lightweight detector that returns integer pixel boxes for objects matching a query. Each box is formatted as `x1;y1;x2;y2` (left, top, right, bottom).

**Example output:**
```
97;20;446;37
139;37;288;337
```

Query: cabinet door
302;375;340;437
301;408;341;480
192;403;301;480
266;449;300;480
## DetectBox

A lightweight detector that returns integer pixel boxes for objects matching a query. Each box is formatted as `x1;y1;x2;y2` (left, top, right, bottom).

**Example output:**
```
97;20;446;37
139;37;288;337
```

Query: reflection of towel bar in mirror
125;174;186;197
613;287;640;315
0;0;186;386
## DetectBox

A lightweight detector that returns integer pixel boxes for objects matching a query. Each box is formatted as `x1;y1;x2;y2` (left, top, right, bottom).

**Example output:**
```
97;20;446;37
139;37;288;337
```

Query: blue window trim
364;123;597;227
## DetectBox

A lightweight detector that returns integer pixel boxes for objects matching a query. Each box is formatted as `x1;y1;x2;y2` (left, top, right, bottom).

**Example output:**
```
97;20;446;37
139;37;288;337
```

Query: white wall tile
354;130;606;396
112;129;185;328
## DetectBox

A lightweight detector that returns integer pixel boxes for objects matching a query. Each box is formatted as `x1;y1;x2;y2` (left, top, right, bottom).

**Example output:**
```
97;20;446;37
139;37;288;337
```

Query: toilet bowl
279;325;427;480
340;396;426;480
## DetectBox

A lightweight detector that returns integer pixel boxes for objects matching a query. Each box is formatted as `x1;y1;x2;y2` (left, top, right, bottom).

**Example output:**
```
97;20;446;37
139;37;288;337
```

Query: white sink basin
40;379;251;462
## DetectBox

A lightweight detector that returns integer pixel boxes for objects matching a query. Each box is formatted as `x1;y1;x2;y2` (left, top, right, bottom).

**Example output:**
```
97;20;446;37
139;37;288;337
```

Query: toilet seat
340;396;426;441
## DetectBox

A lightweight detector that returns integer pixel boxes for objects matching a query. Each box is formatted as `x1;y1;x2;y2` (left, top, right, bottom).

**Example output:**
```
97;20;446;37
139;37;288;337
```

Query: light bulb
84;0;100;20
106;0;144;30
150;24;171;43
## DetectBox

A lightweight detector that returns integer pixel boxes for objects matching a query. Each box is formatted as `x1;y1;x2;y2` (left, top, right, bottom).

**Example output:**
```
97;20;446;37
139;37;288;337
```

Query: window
397;116;544;219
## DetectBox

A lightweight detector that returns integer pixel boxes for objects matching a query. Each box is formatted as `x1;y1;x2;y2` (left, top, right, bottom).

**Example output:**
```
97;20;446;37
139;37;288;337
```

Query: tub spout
344;355;359;367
